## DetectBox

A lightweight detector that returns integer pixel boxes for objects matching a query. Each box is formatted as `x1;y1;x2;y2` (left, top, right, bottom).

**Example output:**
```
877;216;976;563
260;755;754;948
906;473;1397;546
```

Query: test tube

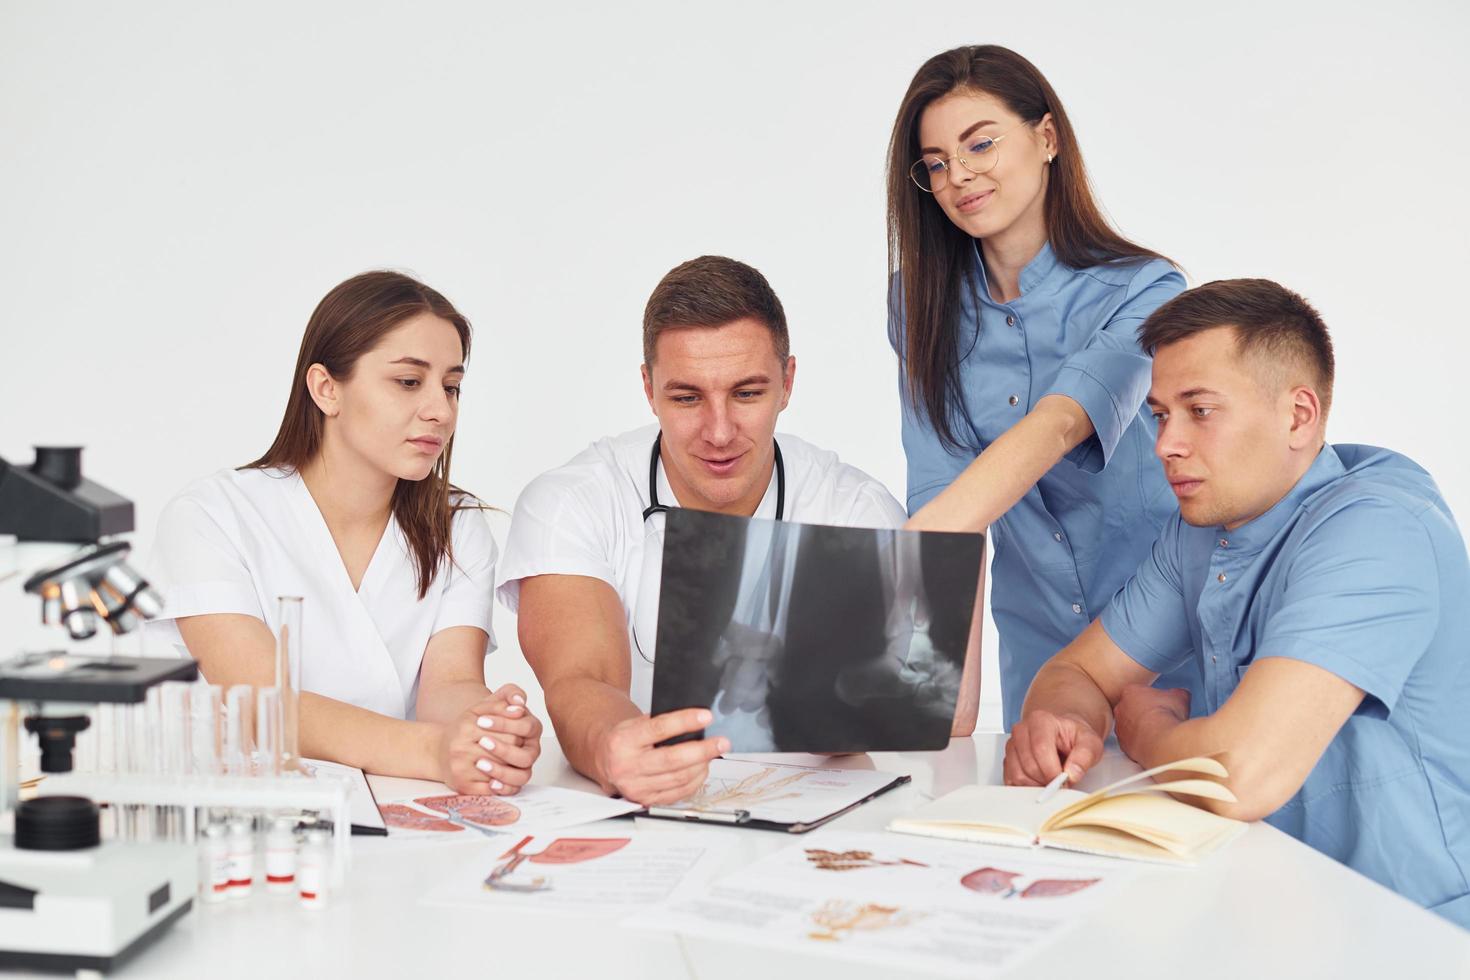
143;685;164;775
255;688;281;777
129;698;152;841
224;685;256;777
192;683;223;776
160;681;193;776
276;596;304;773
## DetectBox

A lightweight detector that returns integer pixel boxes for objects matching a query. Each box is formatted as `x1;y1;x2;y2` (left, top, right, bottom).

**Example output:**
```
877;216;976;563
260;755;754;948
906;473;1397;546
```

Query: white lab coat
495;424;905;710
146;467;496;720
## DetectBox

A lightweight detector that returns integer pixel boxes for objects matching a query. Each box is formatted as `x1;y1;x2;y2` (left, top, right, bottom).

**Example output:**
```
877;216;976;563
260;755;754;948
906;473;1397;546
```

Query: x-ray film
651;510;985;752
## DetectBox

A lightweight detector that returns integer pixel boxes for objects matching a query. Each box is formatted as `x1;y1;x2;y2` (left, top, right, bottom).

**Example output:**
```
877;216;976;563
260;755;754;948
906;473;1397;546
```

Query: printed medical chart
629;831;1133;977
420;832;730;913
376;784;640;839
665;758;906;827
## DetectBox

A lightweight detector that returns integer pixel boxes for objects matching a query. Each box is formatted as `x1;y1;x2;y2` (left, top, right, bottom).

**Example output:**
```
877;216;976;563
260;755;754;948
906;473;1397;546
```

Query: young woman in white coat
150;271;540;794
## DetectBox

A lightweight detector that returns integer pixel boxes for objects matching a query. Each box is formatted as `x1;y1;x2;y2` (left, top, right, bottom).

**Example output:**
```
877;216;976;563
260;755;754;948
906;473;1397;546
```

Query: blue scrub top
894;241;1188;728
1102;444;1470;927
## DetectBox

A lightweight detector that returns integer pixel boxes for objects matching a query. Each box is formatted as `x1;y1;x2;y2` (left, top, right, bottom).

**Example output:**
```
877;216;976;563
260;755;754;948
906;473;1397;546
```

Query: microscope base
0;837;195;973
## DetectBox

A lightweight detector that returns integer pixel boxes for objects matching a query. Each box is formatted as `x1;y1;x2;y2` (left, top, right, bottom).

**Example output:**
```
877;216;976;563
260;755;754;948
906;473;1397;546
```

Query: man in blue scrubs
1004;279;1470;927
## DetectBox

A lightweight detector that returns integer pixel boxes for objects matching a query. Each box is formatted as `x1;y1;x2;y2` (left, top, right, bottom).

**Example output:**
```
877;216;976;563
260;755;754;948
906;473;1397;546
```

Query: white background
3;0;1467;731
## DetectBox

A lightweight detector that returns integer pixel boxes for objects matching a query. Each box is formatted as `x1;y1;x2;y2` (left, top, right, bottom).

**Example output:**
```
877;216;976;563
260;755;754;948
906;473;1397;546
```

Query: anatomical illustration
483;836;632;893
807;900;919;942
379;804;463;833
961;866;1100;900
414;794;522;827
681;767;812;810
1020;877;1100;899
805;849;930;872
960;866;1022;895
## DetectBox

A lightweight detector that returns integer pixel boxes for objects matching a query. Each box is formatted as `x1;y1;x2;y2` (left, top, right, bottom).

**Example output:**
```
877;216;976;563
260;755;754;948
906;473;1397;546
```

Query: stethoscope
641;433;785;521
632;432;786;663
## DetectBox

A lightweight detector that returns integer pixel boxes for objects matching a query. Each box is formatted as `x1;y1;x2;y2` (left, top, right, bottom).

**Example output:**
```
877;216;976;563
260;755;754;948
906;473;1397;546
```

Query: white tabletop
111;735;1470;980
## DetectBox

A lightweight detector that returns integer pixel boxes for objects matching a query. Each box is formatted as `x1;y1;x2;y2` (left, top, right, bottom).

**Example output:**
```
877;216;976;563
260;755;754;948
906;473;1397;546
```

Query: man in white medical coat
498;256;979;805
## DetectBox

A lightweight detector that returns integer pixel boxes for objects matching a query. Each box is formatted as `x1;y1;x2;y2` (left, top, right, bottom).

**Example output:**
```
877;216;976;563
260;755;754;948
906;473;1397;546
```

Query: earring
1046;153;1054;164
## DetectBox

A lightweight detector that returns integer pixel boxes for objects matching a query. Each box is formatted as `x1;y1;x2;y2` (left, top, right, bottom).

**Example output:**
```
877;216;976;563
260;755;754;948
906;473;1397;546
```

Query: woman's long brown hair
886;45;1175;451
245;271;473;598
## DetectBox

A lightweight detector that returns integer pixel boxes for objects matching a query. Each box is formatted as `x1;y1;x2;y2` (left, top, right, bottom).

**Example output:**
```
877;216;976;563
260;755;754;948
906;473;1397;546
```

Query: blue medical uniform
895;241;1188;728
1102;444;1470;927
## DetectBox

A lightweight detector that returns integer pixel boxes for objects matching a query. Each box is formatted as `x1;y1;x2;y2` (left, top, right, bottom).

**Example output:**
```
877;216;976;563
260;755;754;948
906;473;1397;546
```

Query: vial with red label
298;828;331;908
201;823;231;904
226;818;255;897
265;817;298;894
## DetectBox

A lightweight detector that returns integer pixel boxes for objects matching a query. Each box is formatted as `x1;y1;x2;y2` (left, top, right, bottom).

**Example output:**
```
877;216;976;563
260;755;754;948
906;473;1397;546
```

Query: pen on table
1036;771;1069;804
646;806;752;824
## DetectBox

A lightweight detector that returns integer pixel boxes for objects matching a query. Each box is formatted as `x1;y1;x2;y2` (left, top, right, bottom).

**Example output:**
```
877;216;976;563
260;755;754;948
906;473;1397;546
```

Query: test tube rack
34;771;352;886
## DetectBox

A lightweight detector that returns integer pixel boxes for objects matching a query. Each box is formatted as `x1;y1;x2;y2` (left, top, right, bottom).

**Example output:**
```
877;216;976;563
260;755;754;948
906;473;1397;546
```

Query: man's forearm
543;675;643;792
1020;659;1116;737
1120;709;1277;821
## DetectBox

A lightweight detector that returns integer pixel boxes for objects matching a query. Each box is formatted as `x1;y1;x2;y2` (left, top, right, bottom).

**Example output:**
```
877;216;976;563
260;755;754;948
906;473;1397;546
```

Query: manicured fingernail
511;693;525;705
697;710;712;725
506;705;523;714
477;716;494;730
479;736;496;751
717;738;730;753
490;779;503;791
476;759;493;774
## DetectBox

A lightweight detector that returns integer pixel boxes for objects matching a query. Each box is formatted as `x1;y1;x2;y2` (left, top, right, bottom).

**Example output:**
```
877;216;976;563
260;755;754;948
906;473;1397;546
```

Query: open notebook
888;757;1246;865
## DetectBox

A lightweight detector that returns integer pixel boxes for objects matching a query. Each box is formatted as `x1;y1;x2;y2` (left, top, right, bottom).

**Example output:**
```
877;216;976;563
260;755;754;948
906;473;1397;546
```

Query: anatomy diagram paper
376;784;640;839
419;831;731;914
628;830;1134;977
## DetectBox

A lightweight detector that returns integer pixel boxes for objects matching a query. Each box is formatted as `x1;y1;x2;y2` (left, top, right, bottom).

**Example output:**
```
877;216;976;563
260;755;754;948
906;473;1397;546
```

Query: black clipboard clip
644;805;752;825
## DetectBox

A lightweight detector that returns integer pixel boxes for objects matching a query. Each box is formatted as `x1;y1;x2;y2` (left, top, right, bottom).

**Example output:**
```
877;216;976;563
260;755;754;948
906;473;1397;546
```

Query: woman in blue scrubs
888;45;1192;728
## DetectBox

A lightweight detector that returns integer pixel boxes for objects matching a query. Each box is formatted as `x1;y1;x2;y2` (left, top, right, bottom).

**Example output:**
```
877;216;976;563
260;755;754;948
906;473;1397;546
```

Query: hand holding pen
1002;708;1104;789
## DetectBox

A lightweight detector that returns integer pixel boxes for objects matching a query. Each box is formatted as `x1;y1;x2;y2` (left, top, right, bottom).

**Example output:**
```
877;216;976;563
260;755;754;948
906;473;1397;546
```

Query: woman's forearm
907;394;1094;533
415;678;495;726
298;691;443;780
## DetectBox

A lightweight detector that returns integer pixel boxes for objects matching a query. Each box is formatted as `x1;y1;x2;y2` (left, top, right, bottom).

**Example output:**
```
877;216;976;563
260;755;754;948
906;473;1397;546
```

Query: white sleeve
494;472;619;613
848;480;908;530
149;494;265;624
431;505;499;650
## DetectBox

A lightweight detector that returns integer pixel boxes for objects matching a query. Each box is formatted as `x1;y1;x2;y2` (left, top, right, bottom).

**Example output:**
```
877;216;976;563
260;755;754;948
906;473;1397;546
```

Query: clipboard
302;758;388;836
641;772;911;834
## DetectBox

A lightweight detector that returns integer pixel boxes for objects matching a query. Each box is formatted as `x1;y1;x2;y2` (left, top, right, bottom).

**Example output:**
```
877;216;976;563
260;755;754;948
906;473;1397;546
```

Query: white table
106;736;1470;979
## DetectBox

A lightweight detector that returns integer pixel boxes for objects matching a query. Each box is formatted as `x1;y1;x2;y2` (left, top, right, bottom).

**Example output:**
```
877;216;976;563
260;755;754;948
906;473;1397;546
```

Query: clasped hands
1004;684;1190;787
441;683;544;795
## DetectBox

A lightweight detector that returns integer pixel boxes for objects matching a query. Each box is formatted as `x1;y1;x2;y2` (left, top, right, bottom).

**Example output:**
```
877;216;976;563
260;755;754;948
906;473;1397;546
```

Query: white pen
1036;771;1069;804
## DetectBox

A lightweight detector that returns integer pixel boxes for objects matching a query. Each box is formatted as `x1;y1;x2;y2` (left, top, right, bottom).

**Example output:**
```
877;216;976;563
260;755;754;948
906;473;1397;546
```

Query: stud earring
1046;153;1054;164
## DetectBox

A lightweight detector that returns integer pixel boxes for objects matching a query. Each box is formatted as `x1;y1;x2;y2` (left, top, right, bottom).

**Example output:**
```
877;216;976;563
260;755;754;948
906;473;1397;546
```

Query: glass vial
201;824;231;904
265;817;298;894
226;817;255;898
298;828;331;908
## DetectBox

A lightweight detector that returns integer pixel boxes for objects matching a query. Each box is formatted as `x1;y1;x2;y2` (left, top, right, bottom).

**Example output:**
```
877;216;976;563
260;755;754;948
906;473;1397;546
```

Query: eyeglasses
909;122;1029;193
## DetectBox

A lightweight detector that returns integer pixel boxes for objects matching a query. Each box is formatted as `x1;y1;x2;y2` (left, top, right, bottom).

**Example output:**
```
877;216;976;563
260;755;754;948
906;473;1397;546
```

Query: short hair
1138;278;1335;416
642;256;790;367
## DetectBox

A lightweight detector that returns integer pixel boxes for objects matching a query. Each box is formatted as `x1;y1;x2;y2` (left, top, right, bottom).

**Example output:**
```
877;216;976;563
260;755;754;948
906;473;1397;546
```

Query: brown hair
1138;278;1335;416
887;45;1173;450
245;271;473;598
643;255;790;367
